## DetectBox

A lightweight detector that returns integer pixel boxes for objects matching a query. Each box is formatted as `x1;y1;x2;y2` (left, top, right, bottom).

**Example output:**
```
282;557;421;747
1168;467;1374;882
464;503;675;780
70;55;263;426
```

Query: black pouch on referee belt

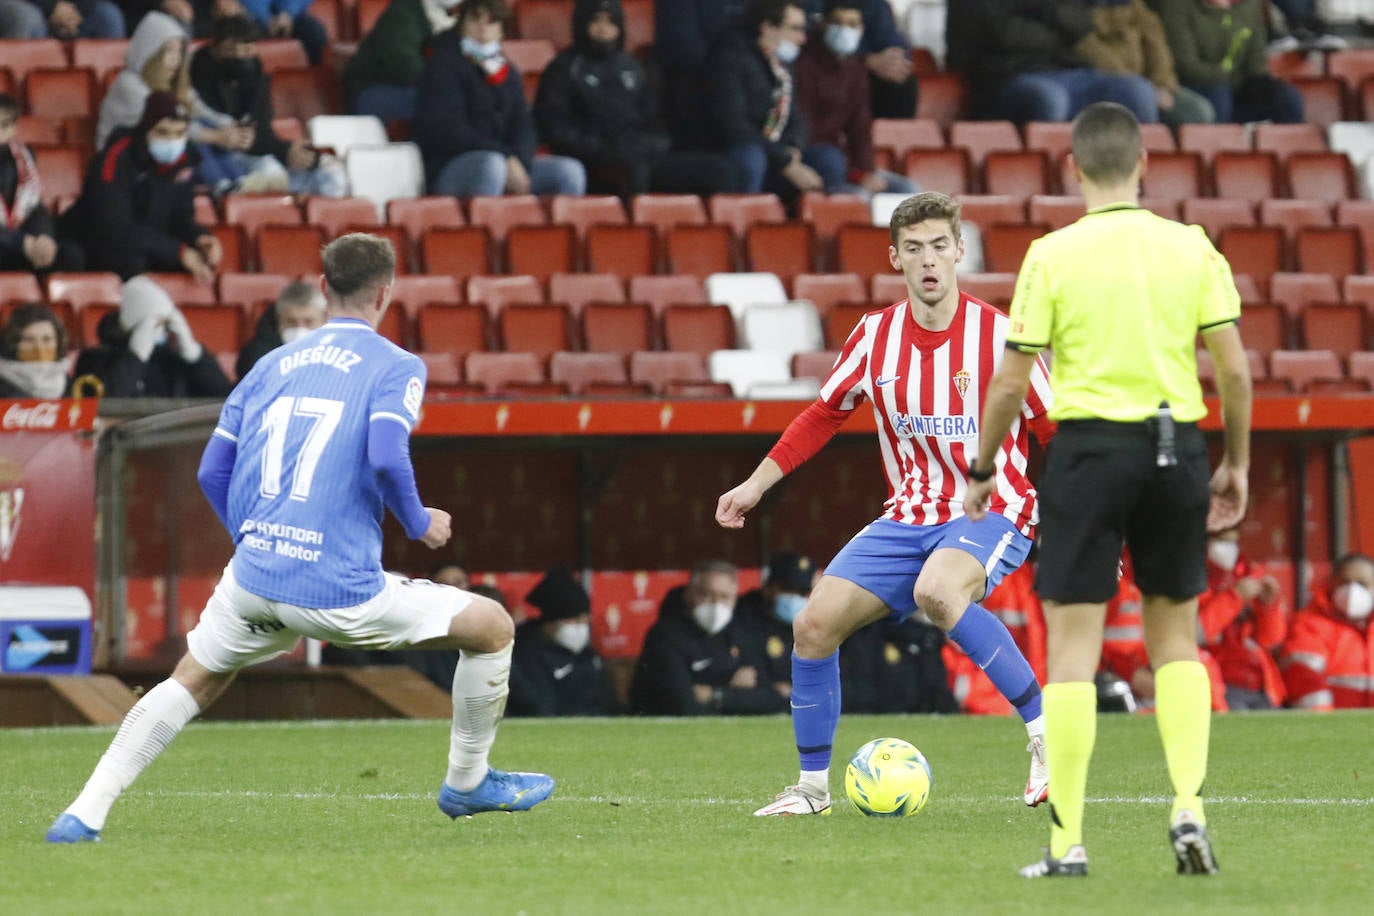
1147;401;1177;468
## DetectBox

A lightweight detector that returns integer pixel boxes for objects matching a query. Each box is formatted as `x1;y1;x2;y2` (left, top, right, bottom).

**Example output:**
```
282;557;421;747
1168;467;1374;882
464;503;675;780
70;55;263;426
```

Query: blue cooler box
0;586;93;675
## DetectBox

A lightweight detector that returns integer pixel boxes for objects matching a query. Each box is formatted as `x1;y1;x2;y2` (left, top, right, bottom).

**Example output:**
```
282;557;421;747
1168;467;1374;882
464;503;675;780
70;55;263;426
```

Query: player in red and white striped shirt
717;192;1055;817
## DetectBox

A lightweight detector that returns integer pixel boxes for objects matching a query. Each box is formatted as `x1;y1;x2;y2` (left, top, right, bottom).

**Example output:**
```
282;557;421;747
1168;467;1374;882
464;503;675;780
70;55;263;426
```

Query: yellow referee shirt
1005;203;1241;423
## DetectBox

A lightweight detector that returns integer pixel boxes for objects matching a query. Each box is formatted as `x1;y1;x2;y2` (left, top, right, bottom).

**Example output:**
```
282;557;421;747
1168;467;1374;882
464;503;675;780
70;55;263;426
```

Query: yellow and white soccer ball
844;737;932;817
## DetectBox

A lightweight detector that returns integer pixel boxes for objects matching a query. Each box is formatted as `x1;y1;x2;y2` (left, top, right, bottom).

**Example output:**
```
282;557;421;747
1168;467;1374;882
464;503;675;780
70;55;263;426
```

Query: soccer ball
844;737;932;817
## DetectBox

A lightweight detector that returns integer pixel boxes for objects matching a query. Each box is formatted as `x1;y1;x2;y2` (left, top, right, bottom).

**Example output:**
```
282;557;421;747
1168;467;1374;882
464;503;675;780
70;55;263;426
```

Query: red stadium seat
662;304;735;355
903;148;972;196
146;272;216;306
181;305;247;354
549;352;629;395
499;303;572;359
464;352;545;394
507;224;575;280
1258;198;1333;241
1232;273;1262;305
1295;226;1362;280
0;40;66;86
0;272;43;306
501;39;557;75
1027;195;1085;231
1178;123;1249;163
982;223;1049;273
663;380;734;398
209;224;246;273
388;197;465;241
256;39;309;73
913;72;966;128
71;39;128;81
792;273;866;314
586;224;656;280
15;116;61;145
28;145;84;208
1344;275;1374;316
1219;226;1284;289
621;0;655;53
420;227;493;279
1024;122;1074;163
825;303;872;348
1138;122;1177;152
581;303;653;354
304;197;379;235
710;194;787;240
503;380;570;398
269;67;338;123
870;273;907;304
418;350;461;386
665;224;734;277
1253;123;1327;161
949;120;1023;170
468;274;543;315
390;275;462;317
515;0;573;46
219;272;290;312
1301;304;1367;359
835;224;896;279
961;272;1018;309
629;274;707;316
629;351;708;395
1286;152;1356;201
550;195;627;238
46;272;121;310
1136;151;1203;201
1269;273;1340;318
1270;350;1344;393
958;195;1028;231
745;222;815;281
632;194;708;233
417;304;491;357
77;303;117;348
1268;50;1324;81
224;194;302;240
791;350;841;383
1327;49;1374;102
1290;76;1345;127
799;193;870;259
550;272;625;314
257;225;325;275
469;194;546;242
871;118;944;168
1182;198;1255;243
1212;152;1280;204
1238;303;1291;357
1348;351;1374;388
1336;199;1374;270
25;68;95;121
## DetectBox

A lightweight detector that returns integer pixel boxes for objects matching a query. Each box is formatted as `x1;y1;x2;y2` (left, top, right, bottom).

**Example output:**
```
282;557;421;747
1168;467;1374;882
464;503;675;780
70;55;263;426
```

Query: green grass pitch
7;711;1372;914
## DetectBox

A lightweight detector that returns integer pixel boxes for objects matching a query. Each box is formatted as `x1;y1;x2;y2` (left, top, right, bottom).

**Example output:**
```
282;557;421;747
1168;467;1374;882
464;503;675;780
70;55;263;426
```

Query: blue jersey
213;318;427;608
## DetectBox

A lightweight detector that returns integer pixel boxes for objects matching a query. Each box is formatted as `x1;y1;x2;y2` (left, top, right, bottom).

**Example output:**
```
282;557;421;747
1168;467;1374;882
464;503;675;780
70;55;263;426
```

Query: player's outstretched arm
716;458;784;529
196;434;237;534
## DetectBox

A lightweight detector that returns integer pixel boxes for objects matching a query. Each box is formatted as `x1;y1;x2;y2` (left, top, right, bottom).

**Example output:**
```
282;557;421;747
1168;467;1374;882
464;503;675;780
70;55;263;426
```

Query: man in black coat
60;92;221;282
509;566;619;717
412;0;585;197
535;0;736;196
731;552;818;697
631;560;789;716
840;616;958;714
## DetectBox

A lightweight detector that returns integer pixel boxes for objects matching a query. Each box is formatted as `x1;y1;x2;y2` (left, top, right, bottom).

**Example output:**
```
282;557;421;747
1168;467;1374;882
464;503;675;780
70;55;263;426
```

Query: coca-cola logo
2;402;60;430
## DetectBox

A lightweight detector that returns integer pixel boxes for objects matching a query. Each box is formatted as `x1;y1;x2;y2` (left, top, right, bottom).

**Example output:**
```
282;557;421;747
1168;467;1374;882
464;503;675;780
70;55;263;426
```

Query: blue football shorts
824;514;1033;620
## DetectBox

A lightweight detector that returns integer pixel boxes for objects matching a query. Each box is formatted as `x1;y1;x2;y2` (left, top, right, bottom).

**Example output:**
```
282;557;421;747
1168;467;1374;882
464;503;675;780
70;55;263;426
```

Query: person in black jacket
189;15;344;195
233;278;325;380
698;0;823;201
535;0;736;197
60;92;221;282
840;616;958;714
631;560;790;716
731;552;818;697
509;566;619;717
948;0;1157;123
413;0;586;197
72;275;231;398
0;95;86;274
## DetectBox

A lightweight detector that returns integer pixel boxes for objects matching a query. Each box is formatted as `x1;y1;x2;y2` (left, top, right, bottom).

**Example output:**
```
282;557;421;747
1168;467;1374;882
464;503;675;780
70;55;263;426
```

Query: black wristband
967;460;994;483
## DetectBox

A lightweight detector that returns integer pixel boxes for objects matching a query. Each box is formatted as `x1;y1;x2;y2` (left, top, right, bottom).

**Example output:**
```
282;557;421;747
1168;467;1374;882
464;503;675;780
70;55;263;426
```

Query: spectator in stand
1197;529;1287;710
413;0;586;198
343;0;459;125
799;0;917;119
95;11;255;196
731;552;820;699
508;566;619;717
110;0;193;33
1077;0;1215;127
63;92;223;283
1;0;126;38
842;616;956;713
653;0;748;143
1268;0;1346;50
0;304;71;399
235;0;327;65
73;275;232;397
1154;0;1304;124
699;0;825;202
0;95;85;275
793;0;918;198
234;279;326;379
1281;553;1374;710
190;15;346;196
630;560;790;716
535;0;737;197
946;0;1158;124
429;561;469;589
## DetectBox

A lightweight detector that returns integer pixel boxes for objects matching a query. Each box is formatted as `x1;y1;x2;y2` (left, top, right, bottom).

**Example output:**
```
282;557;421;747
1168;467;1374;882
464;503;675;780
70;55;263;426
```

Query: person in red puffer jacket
1197;528;1287;710
1281;553;1374;710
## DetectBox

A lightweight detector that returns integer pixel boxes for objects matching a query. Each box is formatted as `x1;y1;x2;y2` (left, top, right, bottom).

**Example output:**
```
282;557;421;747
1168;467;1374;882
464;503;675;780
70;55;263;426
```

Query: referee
964;102;1252;879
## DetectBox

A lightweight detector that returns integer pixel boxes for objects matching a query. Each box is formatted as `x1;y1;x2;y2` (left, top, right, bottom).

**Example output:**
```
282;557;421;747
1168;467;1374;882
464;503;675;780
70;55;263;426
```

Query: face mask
461;37;502;60
824;24;862;56
692;601;733;635
586;37;617;58
552;620;590;654
1333;582;1374;621
774;593;807;624
19;343;58;363
280;326;310;345
147;136;187;165
775;38;800;64
1207;540;1239;572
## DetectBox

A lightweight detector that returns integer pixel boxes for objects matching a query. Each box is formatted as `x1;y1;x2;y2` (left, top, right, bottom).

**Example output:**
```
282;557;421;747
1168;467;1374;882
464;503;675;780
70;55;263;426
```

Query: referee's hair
321;233;396;306
1072;102;1142;186
889;191;962;244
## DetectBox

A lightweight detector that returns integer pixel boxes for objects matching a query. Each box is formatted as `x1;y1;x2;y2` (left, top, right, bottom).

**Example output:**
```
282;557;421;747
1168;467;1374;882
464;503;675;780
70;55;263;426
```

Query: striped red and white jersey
820;292;1054;534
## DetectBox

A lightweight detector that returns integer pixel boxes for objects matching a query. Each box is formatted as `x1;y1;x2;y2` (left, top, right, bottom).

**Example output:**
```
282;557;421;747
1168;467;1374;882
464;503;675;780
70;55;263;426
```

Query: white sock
66;678;201;830
1026;714;1046;740
446;642;512;791
798;769;829;796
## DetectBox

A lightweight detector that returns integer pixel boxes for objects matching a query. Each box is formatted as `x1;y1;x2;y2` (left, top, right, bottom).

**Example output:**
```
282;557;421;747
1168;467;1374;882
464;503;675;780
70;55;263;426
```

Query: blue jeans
430;151;587;197
77;0;125;37
807;142;918;197
1000;69;1159;124
351;86;417;125
292;13;327;66
1187;77;1305;124
729;142;842;196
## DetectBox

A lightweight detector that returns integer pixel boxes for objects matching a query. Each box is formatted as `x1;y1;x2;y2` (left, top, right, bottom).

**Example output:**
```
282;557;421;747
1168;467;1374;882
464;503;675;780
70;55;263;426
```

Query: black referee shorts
1034;420;1210;604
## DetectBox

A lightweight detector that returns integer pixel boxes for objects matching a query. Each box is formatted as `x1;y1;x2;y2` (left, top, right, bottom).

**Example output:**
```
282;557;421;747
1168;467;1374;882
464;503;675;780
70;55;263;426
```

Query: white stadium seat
708;349;791;397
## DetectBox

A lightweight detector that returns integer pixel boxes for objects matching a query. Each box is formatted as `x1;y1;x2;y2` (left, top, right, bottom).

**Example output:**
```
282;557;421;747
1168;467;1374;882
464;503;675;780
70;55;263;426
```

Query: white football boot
753;785;831;816
1024;735;1049;807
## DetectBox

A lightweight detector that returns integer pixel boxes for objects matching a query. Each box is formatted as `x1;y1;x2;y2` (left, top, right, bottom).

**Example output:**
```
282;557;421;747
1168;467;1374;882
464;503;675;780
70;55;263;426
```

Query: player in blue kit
47;234;553;843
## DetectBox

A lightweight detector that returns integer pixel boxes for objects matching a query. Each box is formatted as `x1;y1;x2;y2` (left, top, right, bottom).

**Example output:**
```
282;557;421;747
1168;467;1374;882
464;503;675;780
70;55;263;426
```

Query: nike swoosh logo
977;646;1001;671
875;375;900;387
790;701;818;710
690;658;712;672
958;536;982;548
554;664;574;680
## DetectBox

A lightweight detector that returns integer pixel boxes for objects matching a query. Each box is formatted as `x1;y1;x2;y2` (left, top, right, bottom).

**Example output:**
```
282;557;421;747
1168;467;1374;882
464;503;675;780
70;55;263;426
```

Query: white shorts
186;565;473;673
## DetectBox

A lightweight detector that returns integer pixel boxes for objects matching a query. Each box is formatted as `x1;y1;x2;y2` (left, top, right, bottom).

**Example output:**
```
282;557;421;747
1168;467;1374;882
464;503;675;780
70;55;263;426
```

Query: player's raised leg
754;575;888;816
916;519;1047;806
